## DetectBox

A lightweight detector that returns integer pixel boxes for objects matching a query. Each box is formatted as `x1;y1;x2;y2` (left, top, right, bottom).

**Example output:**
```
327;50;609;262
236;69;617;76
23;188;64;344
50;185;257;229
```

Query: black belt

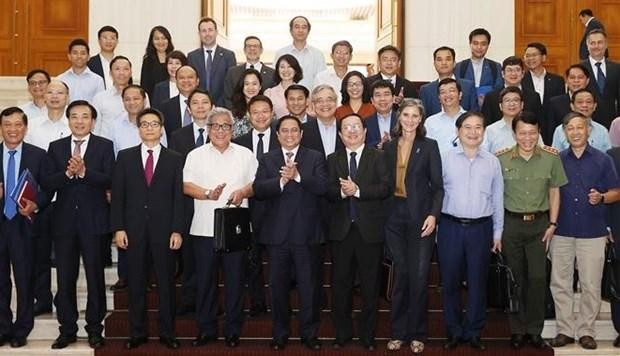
504;209;548;222
441;213;491;226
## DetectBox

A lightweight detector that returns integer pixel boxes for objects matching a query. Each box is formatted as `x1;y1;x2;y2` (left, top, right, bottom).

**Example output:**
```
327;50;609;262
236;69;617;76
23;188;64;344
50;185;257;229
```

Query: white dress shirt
141;142;161;169
25;114;70;151
252;128;272;155
92;87;124;139
58;67;105;102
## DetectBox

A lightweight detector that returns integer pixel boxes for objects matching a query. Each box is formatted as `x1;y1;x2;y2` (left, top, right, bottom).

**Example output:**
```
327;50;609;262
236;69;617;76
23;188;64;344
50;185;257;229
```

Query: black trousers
245;230;266;308
330;223;383;343
178;232;196;309
33;206;53;307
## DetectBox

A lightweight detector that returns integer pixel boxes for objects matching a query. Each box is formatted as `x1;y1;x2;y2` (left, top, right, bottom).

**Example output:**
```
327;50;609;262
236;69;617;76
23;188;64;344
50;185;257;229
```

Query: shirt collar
141;142;161;154
510;145;542;159
3;142;23;155
281;145;299;157
252;127;271;137
71;133;91;145
203;44;218;52
345;144;364;158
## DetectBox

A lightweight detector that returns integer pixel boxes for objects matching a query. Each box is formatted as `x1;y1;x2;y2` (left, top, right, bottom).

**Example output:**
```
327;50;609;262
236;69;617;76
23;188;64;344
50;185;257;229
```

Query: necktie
250;64;255;69
256;133;265;159
183;100;192;127
4;150;17;219
196;128;205;147
205;49;213;91
144;149;154;186
285;151;293;162
596;62;606;94
348;151;358;221
73;139;84;156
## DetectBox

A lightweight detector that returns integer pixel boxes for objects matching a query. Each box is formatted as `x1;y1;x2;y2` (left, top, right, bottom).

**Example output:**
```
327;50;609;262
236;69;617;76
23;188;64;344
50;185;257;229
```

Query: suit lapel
212;47;224;73
406;138;423;175
150;146;165;186
132;146;148;188
83;136;96;165
338;150;349;177
356;146;372;179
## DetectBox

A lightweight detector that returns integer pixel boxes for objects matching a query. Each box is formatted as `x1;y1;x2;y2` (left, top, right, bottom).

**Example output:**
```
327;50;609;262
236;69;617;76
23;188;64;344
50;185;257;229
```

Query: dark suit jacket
151;80;171;110
383;136;444;227
367;74;418;100
326;146;390;243
300;118;344;157
159;95;183;137
187;45;237;107
110;145;184;242
522;71;565;108
454;58;503;93
224;63;276;109
140;55;168;99
87;54;106;88
607;147;620;236
543;94;571;145
580;18;606;60
582;59;620;128
253;146;327;245
365;111;398;148
419;78;479;116
481;86;542;126
233;128;280;153
43;135;114;236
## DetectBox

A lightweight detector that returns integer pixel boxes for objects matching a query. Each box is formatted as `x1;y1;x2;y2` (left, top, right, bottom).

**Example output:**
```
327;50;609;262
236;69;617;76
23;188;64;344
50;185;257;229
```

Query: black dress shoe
301;337;322;350
360;339;376;351
225;334;240;347
332;338;350;349
110;278;127;291
125;336;148;349
88;333;105;349
510;334;525;349
0;334;9;346
159;336;180;349
613;335;620;347
248;304;267;317
529;334;548;349
176;305;195;316
270;338;287;351
469;337;486;350
33;302;52;316
444;336;460;350
192;334;217;347
10;338;26;348
51;334;77;349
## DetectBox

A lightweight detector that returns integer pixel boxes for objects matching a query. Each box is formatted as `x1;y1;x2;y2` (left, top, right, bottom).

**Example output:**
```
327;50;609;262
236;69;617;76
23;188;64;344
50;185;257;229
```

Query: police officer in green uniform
496;111;567;350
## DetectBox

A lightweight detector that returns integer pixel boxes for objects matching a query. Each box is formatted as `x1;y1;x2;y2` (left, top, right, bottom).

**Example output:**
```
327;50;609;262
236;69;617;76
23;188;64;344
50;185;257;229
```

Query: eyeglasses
314;98;336;105
28;80;48;87
139;121;162;128
342;124;363;132
207;123;233;132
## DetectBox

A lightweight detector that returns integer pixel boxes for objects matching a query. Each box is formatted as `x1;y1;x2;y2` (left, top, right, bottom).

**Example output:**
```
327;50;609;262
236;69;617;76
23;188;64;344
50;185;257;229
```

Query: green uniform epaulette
540;145;559;155
495;147;512;156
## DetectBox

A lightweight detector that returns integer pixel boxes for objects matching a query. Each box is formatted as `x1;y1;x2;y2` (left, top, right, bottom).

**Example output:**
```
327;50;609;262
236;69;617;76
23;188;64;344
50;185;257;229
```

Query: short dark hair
331;40;353;54
122;84;146;99
469;28;491;43
370;79;395;96
66;100;98;120
512;110;539;132
341;71;370;104
437;78;461;95
109;55;132;70
98;25;118;39
187;88;213;105
579;9;593;17
455;111;484;129
289;16;311;31
339;113;366;130
587;28;607;39
525;42;547;56
68;38;89;53
571;88;597;104
0;107;27;125
565;63;590;78
285;84;309;99
500;86;523;102
244;36;262;48
198;17;217;30
248;94;273;111
26;69;50;83
137;108;164;127
433;46;456;60
502;56;524;70
276;115;303;131
166;50;187;66
273;54;303;85
378;45;401;59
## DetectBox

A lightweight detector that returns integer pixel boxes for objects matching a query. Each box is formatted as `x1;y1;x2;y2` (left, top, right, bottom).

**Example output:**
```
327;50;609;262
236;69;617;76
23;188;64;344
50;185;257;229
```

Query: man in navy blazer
419;46;478;116
187;17;236;107
0;107;52;348
365;80;398;148
579;9;606;60
367;45;418;107
87;26;119;89
43;101;114;350
159;65;200;137
253;115;327;351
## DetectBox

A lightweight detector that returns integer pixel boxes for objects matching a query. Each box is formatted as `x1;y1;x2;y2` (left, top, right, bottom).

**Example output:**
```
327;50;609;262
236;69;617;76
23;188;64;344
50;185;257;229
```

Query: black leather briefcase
487;252;520;314
213;203;252;253
602;244;620;303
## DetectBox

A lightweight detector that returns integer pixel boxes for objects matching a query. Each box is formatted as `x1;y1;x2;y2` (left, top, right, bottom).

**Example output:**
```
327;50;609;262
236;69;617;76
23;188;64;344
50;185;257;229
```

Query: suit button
144;205;148;209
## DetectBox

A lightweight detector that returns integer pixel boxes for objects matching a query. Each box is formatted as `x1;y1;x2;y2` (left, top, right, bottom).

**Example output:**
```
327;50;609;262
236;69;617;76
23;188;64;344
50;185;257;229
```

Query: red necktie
145;149;154;186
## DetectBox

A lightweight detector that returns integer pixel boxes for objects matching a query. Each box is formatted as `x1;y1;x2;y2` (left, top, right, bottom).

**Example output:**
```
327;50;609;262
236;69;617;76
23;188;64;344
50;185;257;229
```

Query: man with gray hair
301;84;344;158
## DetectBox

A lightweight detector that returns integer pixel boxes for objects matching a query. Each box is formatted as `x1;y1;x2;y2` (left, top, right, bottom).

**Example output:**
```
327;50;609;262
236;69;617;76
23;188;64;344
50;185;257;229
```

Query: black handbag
380;257;395;302
487;252;520;314
602;244;620;303
213;202;252;253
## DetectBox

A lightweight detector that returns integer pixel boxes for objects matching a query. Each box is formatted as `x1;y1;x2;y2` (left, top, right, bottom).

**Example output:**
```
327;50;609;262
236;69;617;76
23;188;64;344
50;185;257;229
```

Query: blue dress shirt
551;121;611;153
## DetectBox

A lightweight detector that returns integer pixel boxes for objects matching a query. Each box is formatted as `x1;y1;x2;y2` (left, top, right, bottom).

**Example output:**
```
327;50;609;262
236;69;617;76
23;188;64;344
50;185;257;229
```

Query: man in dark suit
481;56;542;126
365;80;398;148
151;51;188;110
286;84;314;123
111;108;184;350
168;88;213;316
326;114;390;350
367;45;417;106
224;36;275;109
579;9;606;60
233;95;280;318
43;100;114;350
301;85;344;157
522;42;565;108
0;107;52;348
606;146;620;348
187;17;237;107
254;115;327;351
87;26;118;89
159;65;200;137
581;29;620;128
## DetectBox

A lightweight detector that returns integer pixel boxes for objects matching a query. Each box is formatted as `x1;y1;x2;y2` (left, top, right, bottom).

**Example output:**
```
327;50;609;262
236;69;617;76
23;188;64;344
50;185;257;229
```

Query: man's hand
339;176;358;197
421;215;436;237
169;232;182;250
542;226;555;252
0;182;3;200
280;161;298;181
18;198;38;217
588;188;604;205
228;189;245;206
393;87;404;105
491;240;502;253
208;183;226;200
114;230;128;249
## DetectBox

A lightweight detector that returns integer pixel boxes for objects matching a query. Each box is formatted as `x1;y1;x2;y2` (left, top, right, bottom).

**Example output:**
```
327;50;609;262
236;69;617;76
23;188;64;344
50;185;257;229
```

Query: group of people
1;8;620;354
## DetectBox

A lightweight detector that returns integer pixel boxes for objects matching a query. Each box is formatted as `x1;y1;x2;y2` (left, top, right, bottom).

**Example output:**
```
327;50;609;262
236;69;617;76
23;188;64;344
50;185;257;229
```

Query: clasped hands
65;155;86;178
279;159;299;186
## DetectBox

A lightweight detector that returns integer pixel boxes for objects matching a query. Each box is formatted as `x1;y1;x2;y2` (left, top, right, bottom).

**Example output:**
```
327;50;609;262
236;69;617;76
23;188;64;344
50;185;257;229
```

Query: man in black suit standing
582;29;620;128
579;9;606;60
254;115;328;351
367;45;418;106
233;95;280;317
169;88;213;316
607;146;620;349
111;108;184;350
301;84;344;157
0;107;52;348
224;36;275;109
159;65;200;137
327;114;390;351
44;101;113;350
522;43;565;108
87;26;118;89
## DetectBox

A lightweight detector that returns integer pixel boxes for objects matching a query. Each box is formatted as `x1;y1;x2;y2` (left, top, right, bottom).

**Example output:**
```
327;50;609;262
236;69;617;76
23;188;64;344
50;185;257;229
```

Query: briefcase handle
494;252;517;283
223;199;242;208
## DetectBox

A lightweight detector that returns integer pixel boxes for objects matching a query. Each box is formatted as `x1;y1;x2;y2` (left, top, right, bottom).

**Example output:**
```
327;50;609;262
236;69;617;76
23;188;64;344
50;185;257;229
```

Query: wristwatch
204;189;211;199
549;222;557;227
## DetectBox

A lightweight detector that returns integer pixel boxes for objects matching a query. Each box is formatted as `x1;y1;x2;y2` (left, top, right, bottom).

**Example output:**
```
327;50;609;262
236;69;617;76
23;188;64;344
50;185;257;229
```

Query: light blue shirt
274;43;326;89
424;108;466;153
482;118;543;154
109;113;167;156
58;67;105;102
317;119;337;157
377;111;393;140
551;121;611;152
441;146;504;241
3;143;22;194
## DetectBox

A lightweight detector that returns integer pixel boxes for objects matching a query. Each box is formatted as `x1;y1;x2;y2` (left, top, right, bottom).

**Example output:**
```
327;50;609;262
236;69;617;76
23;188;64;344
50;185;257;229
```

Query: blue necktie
348;151;358;221
4;150;17;219
205;49;213;91
256;133;264;159
196;128;205;147
596;62;606;94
